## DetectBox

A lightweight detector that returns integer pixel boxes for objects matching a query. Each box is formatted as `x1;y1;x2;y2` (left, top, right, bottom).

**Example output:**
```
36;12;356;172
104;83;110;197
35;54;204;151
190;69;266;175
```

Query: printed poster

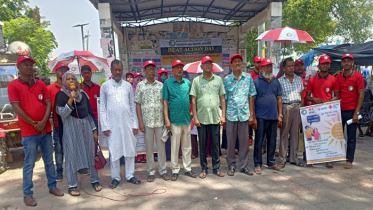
160;38;222;71
300;100;346;164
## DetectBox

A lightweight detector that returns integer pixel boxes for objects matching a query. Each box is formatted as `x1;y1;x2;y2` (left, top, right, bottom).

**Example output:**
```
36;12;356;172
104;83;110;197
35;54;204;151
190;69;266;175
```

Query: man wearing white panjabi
100;59;141;188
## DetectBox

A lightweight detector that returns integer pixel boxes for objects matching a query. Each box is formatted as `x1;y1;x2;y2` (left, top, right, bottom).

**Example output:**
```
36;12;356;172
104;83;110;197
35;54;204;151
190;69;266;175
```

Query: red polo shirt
47;83;62;128
80;82;100;120
307;74;339;101
8;78;52;137
336;71;364;110
250;70;260;80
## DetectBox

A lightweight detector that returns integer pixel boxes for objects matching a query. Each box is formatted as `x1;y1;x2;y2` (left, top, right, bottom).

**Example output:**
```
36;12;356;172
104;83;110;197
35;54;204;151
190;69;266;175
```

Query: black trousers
197;124;220;171
254;119;277;167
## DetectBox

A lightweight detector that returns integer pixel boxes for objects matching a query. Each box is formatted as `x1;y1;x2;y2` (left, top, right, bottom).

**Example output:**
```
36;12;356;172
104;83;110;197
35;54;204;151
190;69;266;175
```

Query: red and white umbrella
256;27;315;46
47;50;109;74
183;61;223;74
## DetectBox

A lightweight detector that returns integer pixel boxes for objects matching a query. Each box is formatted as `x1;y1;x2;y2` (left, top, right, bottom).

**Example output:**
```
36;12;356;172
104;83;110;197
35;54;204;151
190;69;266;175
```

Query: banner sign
300;100;346;164
159;38;222;71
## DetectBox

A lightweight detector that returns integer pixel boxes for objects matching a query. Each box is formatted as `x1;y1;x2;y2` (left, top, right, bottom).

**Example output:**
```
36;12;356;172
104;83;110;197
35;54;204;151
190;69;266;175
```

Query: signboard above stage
159;38;223;71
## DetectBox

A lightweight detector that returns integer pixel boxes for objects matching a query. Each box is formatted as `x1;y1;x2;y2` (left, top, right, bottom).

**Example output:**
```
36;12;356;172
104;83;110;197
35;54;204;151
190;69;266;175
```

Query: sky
28;0;102;58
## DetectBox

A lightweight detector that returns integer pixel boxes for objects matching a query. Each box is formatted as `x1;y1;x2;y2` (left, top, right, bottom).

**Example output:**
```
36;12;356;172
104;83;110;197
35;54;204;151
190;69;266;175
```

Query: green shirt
134;79;164;128
190;74;225;125
163;77;191;126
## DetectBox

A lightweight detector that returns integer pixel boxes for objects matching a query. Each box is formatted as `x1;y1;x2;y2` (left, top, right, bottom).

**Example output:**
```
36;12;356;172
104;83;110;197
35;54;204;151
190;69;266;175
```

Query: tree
283;0;373;54
0;0;30;21
246;29;258;66
3;17;58;75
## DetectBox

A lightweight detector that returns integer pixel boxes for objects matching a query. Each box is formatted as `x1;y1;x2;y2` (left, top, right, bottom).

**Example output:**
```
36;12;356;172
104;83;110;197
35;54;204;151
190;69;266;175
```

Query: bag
161;126;171;143
94;141;107;170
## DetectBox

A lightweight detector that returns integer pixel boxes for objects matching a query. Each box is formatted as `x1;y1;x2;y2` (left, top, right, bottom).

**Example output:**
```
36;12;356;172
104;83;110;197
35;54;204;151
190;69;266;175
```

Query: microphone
70;83;76;103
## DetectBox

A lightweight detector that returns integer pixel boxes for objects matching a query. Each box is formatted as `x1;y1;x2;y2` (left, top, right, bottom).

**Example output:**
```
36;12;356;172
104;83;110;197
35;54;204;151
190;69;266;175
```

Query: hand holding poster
300;100;346;164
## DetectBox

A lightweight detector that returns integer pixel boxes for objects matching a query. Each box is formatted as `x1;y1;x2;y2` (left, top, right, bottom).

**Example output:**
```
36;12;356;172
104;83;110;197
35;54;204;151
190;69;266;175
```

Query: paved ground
1;134;373;210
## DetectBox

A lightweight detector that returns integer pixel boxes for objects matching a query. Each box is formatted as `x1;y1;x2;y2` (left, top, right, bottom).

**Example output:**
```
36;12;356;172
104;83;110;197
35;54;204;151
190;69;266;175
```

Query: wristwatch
279;114;284;118
356;112;360;115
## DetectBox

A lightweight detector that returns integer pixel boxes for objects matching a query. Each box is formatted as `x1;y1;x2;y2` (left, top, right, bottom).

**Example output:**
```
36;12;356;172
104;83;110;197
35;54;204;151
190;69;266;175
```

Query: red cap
260;58;274;67
125;72;134;77
134;73;143;77
342;54;354;60
54;63;70;71
201;56;213;64
158;68;167;73
172;60;184;67
319;55;331;64
17;56;35;65
144;60;156;68
253;56;262;63
230;54;243;63
294;59;305;66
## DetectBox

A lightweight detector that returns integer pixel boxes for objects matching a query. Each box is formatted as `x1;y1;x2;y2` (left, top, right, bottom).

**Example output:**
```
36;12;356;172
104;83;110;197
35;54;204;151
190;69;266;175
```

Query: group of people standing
9;51;364;207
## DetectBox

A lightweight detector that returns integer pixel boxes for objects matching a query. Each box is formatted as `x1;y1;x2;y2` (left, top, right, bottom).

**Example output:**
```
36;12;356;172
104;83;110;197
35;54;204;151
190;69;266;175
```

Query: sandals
185;171;197;178
254;166;262;175
68;187;80;196
127;177;141;185
227;166;235;176
161;173;170;181
91;182;102;192
147;175;155;182
268;165;284;172
199;170;208;179
213;170;225;177
110;179;120;189
240;167;254;176
279;162;286;168
344;162;353;169
290;162;305;167
171;173;179;181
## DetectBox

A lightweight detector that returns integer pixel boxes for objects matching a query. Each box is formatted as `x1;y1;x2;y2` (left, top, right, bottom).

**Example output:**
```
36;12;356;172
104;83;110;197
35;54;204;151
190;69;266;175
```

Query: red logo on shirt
38;94;43;101
325;88;330;93
348;86;353;91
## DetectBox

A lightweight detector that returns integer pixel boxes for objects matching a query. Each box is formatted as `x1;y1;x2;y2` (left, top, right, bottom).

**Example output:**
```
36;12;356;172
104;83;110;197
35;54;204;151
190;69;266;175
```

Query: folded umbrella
183;61;223;74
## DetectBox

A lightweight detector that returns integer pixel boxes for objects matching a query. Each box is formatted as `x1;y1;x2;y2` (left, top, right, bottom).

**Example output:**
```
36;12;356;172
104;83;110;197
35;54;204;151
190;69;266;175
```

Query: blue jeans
22;133;56;197
53;128;63;175
341;110;358;163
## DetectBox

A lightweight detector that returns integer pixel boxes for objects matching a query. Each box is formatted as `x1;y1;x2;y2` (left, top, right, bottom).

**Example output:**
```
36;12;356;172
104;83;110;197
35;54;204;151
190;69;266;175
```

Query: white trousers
171;123;192;174
110;157;135;181
145;126;167;175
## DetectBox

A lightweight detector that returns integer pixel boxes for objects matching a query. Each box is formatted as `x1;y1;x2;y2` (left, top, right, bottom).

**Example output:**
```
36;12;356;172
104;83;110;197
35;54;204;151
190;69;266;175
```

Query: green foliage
3;17;58;76
283;0;373;54
0;0;30;21
79;78;84;84
246;29;258;66
100;78;106;86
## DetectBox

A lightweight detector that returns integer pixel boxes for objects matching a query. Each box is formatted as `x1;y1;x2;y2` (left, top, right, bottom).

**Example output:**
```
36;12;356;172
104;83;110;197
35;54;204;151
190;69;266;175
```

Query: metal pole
80;26;85;51
86;30;89;51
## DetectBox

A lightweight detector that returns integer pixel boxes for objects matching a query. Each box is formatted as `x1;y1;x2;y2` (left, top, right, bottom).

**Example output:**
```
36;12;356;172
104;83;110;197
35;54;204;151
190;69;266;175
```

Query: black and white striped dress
57;100;99;186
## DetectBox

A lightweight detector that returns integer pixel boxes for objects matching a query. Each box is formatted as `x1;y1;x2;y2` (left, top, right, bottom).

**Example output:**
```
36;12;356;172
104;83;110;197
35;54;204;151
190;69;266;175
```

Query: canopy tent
89;0;282;27
313;41;373;66
299;45;335;68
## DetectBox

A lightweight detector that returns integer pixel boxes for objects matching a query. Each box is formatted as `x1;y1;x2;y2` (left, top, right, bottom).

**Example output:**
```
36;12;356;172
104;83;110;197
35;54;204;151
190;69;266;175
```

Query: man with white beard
251;58;284;174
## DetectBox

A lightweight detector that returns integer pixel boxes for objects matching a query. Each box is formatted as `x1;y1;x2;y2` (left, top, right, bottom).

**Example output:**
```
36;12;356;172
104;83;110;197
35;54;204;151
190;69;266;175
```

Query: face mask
161;75;167;82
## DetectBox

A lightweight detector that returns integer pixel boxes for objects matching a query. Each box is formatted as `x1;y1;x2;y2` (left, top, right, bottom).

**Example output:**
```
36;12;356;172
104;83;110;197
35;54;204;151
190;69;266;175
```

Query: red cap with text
201;56;213;64
230;54;243;63
260;58;274;67
294;59;305;66
17;56;35;65
172;60;185;67
54;63;70;71
125;72;134;77
253;56;262;63
144;60;156;68
158;68;167;73
319;55;331;64
341;53;354;60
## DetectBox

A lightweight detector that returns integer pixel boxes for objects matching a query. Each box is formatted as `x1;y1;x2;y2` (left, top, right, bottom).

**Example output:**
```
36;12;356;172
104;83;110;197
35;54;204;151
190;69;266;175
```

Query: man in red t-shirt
8;56;64;206
306;55;340;167
336;54;364;169
80;65;100;126
47;63;68;181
